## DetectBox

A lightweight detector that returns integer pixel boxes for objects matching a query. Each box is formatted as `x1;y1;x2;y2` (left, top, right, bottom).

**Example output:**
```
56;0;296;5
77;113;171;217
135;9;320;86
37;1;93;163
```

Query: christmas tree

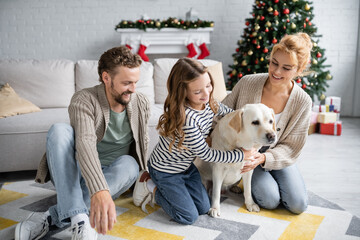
227;0;332;101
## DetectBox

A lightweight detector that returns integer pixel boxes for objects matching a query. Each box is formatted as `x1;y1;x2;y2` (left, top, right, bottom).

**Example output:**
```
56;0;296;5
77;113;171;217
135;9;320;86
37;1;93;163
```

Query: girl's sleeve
183;125;243;163
216;102;234;117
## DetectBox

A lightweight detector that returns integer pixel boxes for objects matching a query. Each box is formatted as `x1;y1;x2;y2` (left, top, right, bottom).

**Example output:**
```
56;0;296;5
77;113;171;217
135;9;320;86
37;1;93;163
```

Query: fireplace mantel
116;28;214;54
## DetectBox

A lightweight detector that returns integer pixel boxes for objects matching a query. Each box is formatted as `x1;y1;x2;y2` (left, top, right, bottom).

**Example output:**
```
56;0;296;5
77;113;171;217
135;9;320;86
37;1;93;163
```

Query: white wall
1;0;359;116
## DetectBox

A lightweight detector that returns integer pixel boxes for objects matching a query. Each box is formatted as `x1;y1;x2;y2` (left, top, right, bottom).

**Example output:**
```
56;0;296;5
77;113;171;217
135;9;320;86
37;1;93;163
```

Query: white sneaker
70;221;98;240
15;212;50;240
133;170;155;213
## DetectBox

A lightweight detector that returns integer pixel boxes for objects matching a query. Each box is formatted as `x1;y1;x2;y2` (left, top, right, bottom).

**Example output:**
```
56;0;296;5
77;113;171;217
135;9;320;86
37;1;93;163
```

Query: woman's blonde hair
270;32;313;75
157;58;218;151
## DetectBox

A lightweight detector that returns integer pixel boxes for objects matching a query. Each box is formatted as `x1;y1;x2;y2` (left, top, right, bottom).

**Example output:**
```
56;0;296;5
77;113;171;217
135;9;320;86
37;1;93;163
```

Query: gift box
319;122;342;136
308;123;319;135
310;111;318;124
325;96;341;113
312;104;327;113
318;112;337;124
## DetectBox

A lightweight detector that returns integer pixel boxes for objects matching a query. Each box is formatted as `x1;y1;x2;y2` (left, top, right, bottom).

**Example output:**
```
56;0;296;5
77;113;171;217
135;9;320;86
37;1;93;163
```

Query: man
15;46;150;239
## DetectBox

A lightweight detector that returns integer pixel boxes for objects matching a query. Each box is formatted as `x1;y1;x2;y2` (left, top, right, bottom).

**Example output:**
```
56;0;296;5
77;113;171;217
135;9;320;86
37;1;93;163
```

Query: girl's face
186;72;213;110
268;50;299;86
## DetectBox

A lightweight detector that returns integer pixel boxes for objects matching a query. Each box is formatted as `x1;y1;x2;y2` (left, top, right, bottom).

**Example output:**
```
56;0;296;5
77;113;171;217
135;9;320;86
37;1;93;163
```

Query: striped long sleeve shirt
148;102;244;173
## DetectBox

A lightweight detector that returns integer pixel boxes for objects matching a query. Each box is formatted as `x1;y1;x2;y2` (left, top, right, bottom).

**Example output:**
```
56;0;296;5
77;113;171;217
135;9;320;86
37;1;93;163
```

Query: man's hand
89;190;117;235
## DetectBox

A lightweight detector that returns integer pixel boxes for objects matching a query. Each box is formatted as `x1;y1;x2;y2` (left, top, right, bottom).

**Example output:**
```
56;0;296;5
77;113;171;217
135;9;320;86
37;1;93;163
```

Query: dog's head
228;103;277;146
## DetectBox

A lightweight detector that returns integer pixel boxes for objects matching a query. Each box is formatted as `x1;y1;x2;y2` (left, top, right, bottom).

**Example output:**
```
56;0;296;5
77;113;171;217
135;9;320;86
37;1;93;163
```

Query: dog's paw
208;208;221;218
245;202;260;212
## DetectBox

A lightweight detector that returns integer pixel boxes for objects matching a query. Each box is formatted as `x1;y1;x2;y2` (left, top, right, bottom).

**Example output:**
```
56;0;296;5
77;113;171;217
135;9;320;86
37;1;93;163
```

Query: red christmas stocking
197;43;210;59
186;42;197;58
137;44;149;62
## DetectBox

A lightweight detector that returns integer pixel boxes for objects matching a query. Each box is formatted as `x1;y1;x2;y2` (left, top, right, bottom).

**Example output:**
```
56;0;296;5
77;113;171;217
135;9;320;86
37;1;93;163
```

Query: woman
223;32;313;214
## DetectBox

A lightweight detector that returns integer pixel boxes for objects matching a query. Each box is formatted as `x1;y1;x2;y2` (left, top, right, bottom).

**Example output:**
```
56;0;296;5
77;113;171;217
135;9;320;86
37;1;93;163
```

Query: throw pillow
207;62;227;102
0;83;41;118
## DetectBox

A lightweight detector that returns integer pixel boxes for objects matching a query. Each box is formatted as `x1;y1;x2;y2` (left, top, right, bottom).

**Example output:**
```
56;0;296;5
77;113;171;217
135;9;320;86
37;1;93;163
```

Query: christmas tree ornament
197;42;210;59
274;0;279;3
283;8;290;14
265;27;269;32
256;45;261;49
266;21;272;27
263;48;269;53
316;52;322;58
275;20;279;25
238;73;243;78
273;10;279;16
234;60;238;65
272;38;278;44
260;57;264;61
268;7;273;12
320;94;325;100
291;23;296;29
232;69;237;75
255;24;260;30
312;59;318;64
296;78;301;83
305;3;310;11
313;42;317;47
241;60;247;66
258;36;262;40
248;50;253;55
302;84;307;89
260;16;265;21
326;74;332;80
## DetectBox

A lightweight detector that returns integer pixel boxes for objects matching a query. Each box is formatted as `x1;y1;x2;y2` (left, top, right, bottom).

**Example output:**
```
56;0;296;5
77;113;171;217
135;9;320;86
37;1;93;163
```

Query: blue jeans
46;123;139;228
251;164;308;214
148;163;210;225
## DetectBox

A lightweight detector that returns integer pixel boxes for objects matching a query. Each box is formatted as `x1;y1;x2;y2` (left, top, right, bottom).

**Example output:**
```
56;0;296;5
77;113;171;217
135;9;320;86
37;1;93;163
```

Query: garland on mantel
115;17;214;31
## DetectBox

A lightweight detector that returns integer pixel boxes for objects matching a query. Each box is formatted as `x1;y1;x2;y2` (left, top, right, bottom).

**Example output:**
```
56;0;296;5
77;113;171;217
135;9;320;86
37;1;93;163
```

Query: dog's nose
266;133;276;143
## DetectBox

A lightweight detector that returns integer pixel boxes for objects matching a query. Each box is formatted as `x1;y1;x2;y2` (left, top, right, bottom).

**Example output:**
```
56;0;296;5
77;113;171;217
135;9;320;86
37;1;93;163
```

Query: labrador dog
194;103;277;217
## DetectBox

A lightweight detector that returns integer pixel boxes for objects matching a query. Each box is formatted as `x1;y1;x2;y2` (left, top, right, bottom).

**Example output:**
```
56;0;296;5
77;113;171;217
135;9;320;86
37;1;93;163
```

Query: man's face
104;66;140;106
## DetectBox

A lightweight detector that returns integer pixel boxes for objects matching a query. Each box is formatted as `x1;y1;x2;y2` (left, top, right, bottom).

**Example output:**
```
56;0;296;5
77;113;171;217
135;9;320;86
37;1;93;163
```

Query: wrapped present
312;104;326;113
310;111;318;124
319;122;342;136
308;123;319;135
325;96;341;113
318;112;337;123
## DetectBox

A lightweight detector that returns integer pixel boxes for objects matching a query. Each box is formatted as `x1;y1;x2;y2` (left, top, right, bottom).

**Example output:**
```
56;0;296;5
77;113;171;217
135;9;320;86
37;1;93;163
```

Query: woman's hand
241;148;266;173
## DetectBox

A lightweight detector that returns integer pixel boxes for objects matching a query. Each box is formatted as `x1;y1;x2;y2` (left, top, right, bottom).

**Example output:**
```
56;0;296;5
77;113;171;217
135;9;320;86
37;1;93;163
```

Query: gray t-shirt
97;109;134;166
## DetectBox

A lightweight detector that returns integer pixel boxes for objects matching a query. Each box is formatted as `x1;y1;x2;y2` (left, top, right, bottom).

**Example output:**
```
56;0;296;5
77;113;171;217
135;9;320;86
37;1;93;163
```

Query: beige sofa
0;58;226;187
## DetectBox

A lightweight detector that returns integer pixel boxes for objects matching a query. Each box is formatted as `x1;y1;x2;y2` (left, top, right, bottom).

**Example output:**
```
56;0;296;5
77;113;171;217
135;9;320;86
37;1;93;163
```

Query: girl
133;58;257;224
223;32;313;214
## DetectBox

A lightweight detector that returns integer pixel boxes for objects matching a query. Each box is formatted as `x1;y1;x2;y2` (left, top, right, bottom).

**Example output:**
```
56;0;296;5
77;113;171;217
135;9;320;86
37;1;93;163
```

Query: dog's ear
229;110;243;133
271;108;276;131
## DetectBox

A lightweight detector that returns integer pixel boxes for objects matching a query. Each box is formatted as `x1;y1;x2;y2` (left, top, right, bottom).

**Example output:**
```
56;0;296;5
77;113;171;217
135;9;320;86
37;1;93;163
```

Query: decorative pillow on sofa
0;83;41;118
207;62;227;102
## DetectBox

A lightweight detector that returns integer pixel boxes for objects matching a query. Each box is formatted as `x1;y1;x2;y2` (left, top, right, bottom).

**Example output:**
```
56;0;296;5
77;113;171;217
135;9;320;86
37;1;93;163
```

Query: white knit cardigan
222;73;312;171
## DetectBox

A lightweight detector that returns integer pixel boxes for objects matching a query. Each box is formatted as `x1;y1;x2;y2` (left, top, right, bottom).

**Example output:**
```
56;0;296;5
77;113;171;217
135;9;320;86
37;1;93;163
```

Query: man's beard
111;82;132;106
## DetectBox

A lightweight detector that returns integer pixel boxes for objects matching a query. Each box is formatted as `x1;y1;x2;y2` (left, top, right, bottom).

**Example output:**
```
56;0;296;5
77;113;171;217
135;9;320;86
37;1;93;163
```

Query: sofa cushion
0;108;70;172
153;58;222;104
75;60;155;104
0;59;75;108
0;83;41;118
207;62;227;102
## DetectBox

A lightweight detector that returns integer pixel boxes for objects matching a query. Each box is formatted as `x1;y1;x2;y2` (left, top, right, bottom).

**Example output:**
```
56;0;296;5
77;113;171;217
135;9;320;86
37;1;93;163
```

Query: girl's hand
241;151;265;173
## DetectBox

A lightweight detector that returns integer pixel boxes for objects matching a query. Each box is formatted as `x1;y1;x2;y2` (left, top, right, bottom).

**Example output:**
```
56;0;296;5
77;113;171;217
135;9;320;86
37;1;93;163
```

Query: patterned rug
0;180;359;240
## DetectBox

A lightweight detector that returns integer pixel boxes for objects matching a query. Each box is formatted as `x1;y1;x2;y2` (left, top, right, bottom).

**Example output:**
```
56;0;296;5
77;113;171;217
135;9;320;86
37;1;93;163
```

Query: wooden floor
297;117;360;217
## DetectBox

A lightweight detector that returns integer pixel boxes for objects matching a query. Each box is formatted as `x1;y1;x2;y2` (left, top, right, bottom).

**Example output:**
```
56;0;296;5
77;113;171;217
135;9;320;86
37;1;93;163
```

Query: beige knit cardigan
222;73;312;171
35;84;150;196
